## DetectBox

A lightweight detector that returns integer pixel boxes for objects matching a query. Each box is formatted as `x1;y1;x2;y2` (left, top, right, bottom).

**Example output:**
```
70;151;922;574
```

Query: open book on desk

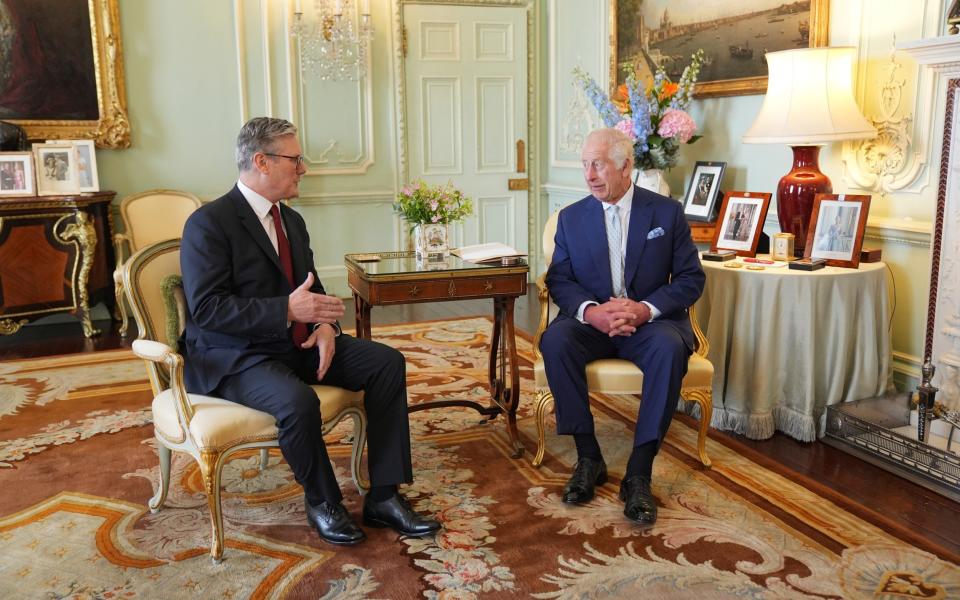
452;242;527;264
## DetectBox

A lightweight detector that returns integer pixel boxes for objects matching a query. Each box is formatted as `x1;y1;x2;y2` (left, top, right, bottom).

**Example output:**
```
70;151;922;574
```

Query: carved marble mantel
900;35;960;412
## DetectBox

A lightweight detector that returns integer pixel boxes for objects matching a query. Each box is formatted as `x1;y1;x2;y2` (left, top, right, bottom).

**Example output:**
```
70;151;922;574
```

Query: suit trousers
214;334;413;505
540;314;690;448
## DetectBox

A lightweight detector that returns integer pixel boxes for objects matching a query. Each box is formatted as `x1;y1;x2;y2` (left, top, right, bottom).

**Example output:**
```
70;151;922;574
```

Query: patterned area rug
1;318;958;599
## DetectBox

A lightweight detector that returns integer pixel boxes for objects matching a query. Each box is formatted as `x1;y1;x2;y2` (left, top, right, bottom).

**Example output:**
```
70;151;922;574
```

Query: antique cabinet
0;192;117;337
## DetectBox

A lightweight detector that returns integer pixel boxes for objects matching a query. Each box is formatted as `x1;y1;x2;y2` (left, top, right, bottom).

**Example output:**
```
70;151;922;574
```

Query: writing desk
696;255;891;442
345;251;529;456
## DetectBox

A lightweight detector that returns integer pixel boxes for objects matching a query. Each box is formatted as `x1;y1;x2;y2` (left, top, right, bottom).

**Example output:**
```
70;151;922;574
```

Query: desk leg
354;293;371;339
490;296;523;458
61;210;101;338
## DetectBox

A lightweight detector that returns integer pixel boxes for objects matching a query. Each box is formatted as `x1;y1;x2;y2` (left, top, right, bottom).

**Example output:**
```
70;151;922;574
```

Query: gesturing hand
287;273;344;324
300;323;336;380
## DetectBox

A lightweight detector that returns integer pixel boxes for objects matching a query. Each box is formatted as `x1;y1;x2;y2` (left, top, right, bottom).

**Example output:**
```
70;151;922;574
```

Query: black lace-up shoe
561;457;607;505
362;494;441;538
305;499;365;545
619;475;657;526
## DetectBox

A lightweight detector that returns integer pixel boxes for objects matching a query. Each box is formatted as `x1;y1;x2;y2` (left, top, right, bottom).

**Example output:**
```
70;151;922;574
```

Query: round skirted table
694;255;892;442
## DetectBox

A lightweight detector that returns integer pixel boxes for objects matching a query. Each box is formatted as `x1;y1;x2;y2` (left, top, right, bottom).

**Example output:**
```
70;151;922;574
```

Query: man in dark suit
541;128;705;526
180;117;440;546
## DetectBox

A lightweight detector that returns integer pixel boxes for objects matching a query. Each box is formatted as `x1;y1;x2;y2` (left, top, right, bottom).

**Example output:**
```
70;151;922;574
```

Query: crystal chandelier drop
291;0;373;81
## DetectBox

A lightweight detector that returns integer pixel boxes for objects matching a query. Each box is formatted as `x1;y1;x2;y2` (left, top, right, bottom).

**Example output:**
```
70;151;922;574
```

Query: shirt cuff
313;321;342;337
576;301;598;324
641;301;660;322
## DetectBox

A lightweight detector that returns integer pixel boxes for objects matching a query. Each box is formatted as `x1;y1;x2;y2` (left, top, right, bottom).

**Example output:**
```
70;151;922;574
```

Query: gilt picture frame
804;193;871;268
611;0;830;98
2;0;130;148
0;152;35;196
711;191;772;257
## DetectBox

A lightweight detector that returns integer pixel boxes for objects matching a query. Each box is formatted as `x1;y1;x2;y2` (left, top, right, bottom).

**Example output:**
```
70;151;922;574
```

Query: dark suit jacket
180;185;325;394
546;186;705;350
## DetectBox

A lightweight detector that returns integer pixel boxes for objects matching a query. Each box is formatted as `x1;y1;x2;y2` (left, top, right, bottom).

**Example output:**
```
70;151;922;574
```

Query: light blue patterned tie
606;204;624;298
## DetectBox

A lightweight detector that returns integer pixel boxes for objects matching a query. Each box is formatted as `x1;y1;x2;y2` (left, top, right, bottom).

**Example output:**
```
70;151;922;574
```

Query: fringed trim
705;406;819;442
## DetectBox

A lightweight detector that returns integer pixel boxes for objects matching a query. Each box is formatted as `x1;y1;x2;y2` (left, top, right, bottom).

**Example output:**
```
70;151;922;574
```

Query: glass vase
414;223;449;261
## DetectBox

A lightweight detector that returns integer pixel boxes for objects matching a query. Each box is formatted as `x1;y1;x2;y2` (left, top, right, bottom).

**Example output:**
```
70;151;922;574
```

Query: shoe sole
309;523;366;546
363;517;441;538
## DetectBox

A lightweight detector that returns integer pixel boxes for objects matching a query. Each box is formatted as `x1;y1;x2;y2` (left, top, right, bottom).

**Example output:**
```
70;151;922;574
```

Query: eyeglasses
263;153;305;167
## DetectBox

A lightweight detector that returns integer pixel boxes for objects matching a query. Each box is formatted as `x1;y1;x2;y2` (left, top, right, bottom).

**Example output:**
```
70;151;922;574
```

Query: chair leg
198;450;226;563
258;448;269;472
350;409;369;494
149;443;172;513
532;389;554;468
682;388;713;469
114;272;128;336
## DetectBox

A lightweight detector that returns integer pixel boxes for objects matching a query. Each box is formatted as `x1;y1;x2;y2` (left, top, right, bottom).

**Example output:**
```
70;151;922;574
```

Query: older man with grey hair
180;117;440;546
540;127;705;527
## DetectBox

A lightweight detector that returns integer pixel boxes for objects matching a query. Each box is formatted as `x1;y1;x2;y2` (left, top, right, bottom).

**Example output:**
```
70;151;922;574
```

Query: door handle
516;139;526;173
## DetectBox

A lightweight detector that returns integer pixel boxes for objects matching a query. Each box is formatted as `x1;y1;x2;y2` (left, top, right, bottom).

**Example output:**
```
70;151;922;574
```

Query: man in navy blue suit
180;117;440;546
541;128;705;526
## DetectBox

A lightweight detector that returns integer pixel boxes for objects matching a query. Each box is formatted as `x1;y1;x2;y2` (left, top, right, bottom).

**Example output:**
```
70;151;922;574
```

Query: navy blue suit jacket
546;186;705;350
180;186;325;394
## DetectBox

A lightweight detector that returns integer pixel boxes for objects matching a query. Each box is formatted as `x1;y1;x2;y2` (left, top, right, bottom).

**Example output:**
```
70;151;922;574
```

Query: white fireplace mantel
900;34;960;411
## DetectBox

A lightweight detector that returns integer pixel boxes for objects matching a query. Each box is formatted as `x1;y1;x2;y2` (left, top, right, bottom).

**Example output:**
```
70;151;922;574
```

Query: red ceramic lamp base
777;145;832;256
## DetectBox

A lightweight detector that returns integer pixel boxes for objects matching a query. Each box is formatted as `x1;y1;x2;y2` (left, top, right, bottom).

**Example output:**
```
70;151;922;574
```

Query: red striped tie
270;204;309;347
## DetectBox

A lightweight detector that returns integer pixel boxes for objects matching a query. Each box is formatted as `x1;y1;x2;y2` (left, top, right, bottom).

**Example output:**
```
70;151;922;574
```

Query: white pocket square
647;227;665;240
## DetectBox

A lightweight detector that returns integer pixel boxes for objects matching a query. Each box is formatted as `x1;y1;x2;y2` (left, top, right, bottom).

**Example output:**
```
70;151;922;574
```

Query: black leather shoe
619;475;657;526
362;494;441;538
561;457;607;505
305;499;365;545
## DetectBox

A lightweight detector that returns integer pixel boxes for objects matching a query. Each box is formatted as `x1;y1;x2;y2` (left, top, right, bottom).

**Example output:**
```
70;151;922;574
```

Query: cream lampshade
743;47;876;256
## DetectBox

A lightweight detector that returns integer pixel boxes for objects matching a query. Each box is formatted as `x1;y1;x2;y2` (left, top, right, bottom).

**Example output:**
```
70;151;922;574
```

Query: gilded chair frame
123;239;368;563
530;213;713;469
113;189;202;335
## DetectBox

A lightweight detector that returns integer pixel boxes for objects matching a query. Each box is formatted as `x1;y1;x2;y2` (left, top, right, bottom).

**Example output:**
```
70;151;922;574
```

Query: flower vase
414;223;449;261
633;168;671;198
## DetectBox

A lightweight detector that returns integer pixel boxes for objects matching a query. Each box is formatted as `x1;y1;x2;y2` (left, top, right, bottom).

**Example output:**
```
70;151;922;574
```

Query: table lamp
743;47;876;256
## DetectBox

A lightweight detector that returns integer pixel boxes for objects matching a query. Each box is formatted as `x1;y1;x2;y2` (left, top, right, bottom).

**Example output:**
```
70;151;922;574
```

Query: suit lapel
231;188;284;274
585;198;613;297
624;187;654;286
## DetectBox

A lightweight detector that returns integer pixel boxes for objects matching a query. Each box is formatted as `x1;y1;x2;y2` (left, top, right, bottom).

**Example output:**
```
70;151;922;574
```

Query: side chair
113;189;202;335
530;211;714;469
123;238;369;563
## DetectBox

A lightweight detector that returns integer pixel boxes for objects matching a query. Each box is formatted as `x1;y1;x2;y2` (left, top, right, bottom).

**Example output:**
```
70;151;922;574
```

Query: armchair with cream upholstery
123;238;369;563
531;212;714;468
114;189;202;335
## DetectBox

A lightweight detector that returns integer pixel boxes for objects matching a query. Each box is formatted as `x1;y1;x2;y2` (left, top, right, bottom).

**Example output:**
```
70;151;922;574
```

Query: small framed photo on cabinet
682;161;726;221
62;140;100;192
711;191;772;257
33;143;81;196
805;193;872;268
0;152;36;197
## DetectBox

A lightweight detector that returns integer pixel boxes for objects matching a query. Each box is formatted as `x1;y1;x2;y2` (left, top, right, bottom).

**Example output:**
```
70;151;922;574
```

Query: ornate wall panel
476;78;513;172
421;78;463;174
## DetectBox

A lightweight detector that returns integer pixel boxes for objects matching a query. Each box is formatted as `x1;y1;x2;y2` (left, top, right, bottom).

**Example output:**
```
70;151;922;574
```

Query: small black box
702;251;736;262
860;248;882;263
789;257;827;271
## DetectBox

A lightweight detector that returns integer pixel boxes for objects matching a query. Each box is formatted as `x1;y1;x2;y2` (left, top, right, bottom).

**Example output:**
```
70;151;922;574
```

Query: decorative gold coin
746;265;765;271
724;262;743;268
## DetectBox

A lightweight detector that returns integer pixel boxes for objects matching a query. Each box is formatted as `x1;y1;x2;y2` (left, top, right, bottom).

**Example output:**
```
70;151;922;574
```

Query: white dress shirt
237;179;286;254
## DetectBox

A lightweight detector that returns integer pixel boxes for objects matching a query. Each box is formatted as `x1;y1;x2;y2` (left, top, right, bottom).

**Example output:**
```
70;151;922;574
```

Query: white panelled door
403;3;528;252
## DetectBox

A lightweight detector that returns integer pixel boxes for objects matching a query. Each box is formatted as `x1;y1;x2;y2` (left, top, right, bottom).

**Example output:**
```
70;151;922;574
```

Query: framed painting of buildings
611;0;829;98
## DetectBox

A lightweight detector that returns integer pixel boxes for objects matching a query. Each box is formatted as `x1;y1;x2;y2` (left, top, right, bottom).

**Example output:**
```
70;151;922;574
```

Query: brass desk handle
409;285;420;297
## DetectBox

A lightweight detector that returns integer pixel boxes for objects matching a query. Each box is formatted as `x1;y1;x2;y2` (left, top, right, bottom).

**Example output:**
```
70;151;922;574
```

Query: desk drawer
372;274;525;304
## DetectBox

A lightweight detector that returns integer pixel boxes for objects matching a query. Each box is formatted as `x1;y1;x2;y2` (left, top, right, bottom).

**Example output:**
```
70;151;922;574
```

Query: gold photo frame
610;0;830;99
4;0;130;148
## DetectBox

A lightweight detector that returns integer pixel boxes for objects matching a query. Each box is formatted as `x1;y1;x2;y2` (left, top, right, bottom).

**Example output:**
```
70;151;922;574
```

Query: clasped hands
584;297;651;337
287;272;344;379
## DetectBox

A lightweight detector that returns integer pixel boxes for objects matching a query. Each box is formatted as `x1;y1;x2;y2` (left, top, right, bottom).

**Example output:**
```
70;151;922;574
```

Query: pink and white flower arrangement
394;179;473;227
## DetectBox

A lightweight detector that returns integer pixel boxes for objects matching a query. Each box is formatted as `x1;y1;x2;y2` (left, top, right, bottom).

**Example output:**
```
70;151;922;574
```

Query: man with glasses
180;117;441;546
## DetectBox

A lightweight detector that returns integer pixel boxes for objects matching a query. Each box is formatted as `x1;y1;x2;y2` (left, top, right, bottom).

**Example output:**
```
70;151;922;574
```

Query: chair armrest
689;304;709;358
131;339;196;423
113;233;132;267
532;273;550;362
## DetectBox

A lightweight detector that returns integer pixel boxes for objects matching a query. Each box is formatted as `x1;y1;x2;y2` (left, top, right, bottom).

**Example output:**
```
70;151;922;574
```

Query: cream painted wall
541;0;952;389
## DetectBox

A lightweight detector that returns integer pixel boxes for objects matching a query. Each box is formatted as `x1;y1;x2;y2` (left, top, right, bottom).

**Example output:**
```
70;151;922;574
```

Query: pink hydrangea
657;109;696;144
614;118;637;141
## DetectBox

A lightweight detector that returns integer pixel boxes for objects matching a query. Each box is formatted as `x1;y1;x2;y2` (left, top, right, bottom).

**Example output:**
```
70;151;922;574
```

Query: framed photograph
2;0;130;148
0;152;35;196
711;191;772;257
32;143;81;196
805;193;872;268
682;161;726;221
62;139;100;192
610;0;830;99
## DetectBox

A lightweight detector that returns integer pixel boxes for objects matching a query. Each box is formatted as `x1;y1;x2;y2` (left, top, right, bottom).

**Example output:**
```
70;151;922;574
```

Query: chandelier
292;0;373;81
